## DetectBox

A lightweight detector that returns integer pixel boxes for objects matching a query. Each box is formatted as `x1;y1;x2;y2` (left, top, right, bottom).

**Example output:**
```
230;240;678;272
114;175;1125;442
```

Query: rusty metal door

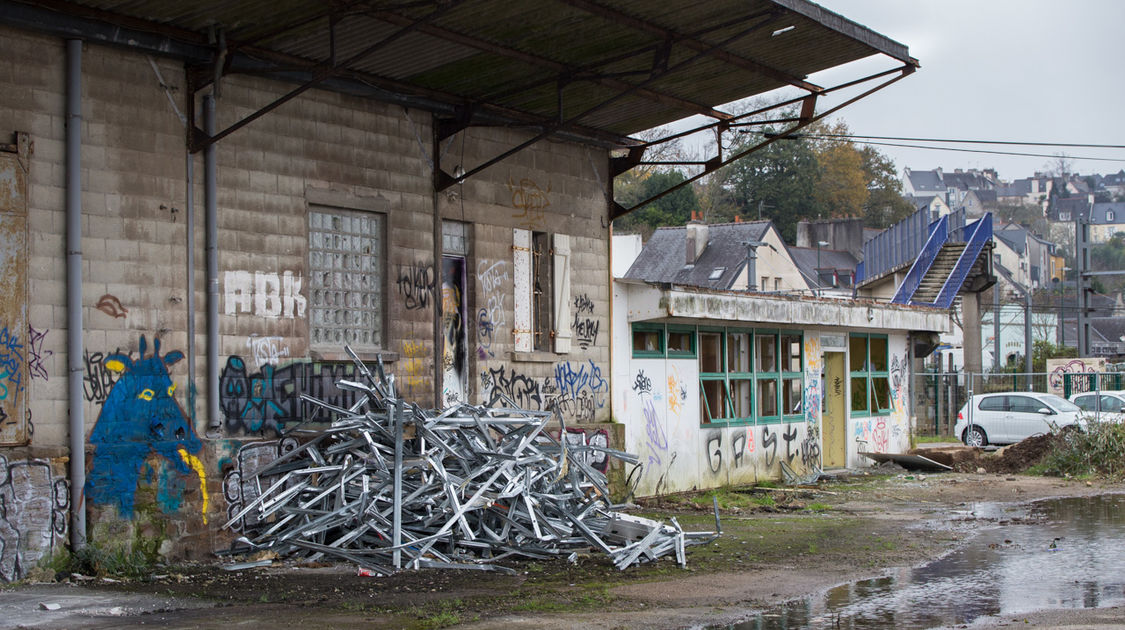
0;133;30;445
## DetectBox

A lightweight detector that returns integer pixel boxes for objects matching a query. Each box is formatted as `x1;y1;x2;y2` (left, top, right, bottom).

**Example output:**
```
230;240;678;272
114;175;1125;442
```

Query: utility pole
1076;212;1090;357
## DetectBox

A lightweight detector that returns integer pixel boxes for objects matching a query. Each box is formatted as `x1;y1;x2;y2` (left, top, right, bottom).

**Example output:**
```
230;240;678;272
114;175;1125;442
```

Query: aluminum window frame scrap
222;346;719;574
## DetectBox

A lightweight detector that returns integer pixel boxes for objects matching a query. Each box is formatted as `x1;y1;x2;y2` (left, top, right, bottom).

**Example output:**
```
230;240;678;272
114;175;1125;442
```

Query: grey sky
808;0;1125;181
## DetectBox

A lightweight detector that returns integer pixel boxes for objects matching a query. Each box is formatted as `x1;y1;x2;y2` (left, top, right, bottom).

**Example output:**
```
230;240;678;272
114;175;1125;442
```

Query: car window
1041;394;1079;412
1008;396;1043;413
1073;395;1097;411
978;396;1006;411
1102;396;1124;413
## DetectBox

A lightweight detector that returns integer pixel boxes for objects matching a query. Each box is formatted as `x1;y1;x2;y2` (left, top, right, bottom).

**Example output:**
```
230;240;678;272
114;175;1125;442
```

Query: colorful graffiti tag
85;336;207;522
219;357;360;436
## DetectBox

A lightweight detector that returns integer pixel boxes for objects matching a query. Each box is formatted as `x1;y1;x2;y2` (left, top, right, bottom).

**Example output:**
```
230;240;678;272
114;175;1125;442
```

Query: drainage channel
714;493;1125;629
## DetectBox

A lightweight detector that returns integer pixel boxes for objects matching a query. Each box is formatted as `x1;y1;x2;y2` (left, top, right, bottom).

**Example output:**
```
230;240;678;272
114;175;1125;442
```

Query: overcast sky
781;0;1125;182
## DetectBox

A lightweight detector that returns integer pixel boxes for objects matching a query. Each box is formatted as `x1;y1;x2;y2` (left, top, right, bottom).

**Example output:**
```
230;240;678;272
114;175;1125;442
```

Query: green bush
1037;420;1125;480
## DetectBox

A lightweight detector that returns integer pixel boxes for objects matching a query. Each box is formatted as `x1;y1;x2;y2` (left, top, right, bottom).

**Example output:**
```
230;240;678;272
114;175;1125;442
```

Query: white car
1069;390;1125;423
955;392;1083;447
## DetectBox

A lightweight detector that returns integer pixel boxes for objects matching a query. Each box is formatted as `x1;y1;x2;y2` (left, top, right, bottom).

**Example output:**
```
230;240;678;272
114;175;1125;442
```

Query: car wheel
963;425;988;447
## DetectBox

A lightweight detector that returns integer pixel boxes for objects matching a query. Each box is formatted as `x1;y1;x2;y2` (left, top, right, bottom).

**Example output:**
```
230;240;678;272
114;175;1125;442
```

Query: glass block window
309;206;384;349
443;220;467;255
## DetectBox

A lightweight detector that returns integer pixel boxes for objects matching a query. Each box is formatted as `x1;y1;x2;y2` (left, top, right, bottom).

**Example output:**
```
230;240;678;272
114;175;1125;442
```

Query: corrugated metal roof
14;0;914;144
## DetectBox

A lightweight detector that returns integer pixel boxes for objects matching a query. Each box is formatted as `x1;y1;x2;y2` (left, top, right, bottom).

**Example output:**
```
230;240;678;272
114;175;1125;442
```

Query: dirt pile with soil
912;428;1076;474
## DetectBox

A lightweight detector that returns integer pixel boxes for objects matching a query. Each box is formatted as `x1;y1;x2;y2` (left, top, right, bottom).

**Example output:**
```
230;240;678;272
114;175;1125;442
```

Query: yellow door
822;352;847;467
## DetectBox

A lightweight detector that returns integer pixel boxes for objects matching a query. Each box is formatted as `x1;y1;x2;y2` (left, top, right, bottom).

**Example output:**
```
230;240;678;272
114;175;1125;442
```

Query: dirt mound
913;429;1073;474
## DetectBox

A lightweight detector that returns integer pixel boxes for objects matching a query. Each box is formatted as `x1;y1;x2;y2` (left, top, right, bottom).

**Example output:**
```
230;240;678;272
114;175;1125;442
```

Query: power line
821;138;1125;164
810;133;1125;150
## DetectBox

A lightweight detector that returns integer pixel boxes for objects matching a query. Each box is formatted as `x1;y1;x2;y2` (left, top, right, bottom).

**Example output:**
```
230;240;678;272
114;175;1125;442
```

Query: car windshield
1042;394;1079;412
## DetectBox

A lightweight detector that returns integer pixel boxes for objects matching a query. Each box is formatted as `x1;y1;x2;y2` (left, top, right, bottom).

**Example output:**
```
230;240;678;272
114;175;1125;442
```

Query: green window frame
849;333;890;416
631;324;665;358
667;325;697;358
697;326;802;427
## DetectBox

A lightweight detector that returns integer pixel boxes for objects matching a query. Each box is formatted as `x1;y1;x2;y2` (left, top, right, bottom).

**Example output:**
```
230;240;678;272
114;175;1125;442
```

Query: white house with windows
612;233;949;495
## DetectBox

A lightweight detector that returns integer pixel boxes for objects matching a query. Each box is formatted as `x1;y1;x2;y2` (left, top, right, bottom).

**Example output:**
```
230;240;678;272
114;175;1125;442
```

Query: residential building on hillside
624;219;807;294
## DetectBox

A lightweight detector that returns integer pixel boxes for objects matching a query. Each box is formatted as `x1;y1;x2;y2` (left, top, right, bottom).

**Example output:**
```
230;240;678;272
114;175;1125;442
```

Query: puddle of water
718;494;1125;630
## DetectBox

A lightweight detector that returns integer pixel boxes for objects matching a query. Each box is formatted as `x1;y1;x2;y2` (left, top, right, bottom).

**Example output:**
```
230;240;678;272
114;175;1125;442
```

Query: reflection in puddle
720;494;1125;629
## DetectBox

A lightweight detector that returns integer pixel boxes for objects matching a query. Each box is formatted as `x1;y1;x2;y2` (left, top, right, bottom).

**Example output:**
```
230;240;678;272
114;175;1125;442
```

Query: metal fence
913;371;1051;437
912;370;1125;437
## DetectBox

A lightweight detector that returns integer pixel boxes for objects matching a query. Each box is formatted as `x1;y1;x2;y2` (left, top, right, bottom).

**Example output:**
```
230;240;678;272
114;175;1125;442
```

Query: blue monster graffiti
85;336;207;521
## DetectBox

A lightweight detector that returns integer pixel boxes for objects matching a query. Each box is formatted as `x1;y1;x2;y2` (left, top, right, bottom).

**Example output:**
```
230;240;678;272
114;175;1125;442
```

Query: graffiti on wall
245;334;290;367
0;325;24;407
1047;357;1106;396
631;370;652;394
441;257;467;406
666;365;687;419
554;427;609;474
476;260;509;359
25;326;50;382
223;270;306;318
803;336;821;428
95;294;128;319
83;349;121;405
507;176;551;230
402;341;427;396
219;356;360;436
703;429;752;476
0;456;68;582
481;361;607;423
571;293;599;350
221;437;299;532
85;336;208;523
396;261;435;311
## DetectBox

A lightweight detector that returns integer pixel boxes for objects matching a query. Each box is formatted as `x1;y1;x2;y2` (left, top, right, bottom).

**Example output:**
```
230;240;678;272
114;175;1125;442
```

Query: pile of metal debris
223;348;719;575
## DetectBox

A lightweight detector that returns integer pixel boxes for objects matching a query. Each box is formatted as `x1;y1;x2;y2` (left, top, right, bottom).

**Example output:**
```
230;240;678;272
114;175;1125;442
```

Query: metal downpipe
204;95;220;431
65;38;86;549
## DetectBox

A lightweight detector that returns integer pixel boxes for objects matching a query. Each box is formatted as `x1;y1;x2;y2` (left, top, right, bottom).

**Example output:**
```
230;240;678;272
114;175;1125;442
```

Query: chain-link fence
911;371;1125;437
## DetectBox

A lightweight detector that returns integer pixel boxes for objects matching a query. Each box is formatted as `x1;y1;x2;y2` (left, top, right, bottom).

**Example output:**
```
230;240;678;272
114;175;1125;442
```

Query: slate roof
1091;202;1125;225
787;246;859;290
994;226;1027;255
623;221;772;289
997;180;1033;197
905;169;944;193
943;171;994;190
972;189;997;204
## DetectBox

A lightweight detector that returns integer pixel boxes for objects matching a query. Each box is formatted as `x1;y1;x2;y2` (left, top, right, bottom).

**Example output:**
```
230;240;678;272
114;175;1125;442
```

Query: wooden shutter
513;228;532;352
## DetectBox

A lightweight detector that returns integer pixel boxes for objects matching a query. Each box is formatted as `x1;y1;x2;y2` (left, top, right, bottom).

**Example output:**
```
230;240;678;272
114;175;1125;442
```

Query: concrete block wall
0;25;613;575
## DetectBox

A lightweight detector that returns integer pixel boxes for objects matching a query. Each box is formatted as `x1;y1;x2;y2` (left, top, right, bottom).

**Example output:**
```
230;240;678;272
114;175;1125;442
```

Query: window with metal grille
308;206;384;349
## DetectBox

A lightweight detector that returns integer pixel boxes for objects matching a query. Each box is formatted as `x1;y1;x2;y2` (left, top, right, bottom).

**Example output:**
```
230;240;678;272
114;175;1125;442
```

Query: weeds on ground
415;599;464;629
1034;420;1125;480
63;542;163;579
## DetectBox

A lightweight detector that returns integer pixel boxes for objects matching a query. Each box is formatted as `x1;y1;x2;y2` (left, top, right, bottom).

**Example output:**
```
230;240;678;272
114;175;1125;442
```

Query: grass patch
1036;420;1125;480
915;434;959;443
806;502;831;513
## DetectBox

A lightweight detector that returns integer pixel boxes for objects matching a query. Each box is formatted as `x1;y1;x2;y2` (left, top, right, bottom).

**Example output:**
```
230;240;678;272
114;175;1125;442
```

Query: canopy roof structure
5;0;917;207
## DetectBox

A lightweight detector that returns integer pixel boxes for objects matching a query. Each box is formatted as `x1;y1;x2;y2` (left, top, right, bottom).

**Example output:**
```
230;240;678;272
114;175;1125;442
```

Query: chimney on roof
685;211;708;265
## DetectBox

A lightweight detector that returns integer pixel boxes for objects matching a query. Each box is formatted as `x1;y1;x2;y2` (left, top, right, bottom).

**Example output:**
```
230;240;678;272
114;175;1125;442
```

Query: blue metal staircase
891;213;993;309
